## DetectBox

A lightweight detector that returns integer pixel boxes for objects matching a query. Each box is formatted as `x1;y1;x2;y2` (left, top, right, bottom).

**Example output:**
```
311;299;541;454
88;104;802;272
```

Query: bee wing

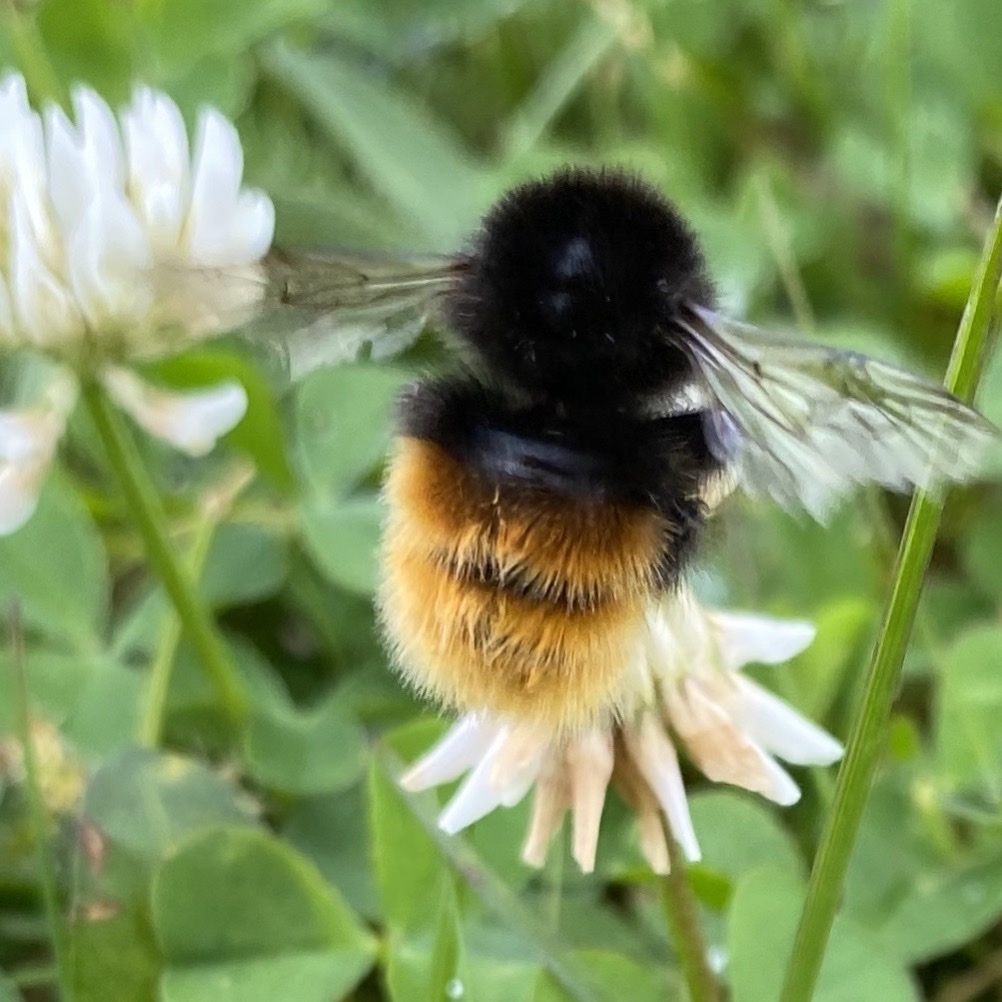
242;249;462;380
675;305;998;521
248;249;461;381
158;249;460;383
261;248;459;311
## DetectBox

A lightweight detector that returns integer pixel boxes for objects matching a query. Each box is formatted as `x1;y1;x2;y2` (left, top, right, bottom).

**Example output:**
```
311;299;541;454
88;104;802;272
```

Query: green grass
1;2;1001;1000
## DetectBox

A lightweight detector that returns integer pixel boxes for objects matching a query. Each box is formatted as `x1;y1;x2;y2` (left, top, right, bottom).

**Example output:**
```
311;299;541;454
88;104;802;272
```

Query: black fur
396;168;723;591
397;378;722;586
444;168;714;406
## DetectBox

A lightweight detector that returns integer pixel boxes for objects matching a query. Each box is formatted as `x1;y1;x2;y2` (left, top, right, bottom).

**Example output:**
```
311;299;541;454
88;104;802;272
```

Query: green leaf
536;950;673;1002
0;647;102;735
832;104;973;234
841;772;944;931
961;513;1002;598
791;597;874;719
368;749;448;934
428;882;463;1002
369;741;605;1001
200;523;289;609
261;42;483;247
385;922;543;1002
159;955;369;1002
688;790;805;887
70;864;162;1002
877;854;1002;962
166;633;289;713
283;785;381;920
382;934;440;1002
0;475;108;649
0;972;22;1002
548;886;662;961
243;693;368;795
83;747;256;860
299;495;383;595
62;656;144;757
917;246;982;313
925;0;1002;104
977;344;1002;433
295;363;409;497
37;0;136;96
152;827;376;1002
326;0;532;59
293;365;403;596
934;625;1002;796
72;752;258;1001
148;350;294;491
501;15;619;159
143;0;327;76
714;503;882;614
648;0;747;56
284;557;387;678
458;785;535;893
0;645;142;757
159;53;255;119
266;186;410;247
913;580;994;667
728;867;919;1002
465;924;599;1002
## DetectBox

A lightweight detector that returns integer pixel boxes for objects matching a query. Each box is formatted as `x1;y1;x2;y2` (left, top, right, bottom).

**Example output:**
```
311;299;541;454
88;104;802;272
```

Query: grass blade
779;191;1002;1002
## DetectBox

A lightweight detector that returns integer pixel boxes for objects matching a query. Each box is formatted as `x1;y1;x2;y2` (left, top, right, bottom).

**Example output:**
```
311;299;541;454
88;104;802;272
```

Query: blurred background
1;1;1001;999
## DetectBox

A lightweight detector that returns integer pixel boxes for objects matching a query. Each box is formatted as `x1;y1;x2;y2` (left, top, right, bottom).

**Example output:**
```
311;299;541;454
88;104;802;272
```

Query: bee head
446;168;713;403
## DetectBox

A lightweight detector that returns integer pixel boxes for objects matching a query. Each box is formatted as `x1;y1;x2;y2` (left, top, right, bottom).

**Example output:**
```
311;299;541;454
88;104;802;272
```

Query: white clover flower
402;592;843;874
0;73;275;534
0;369;76;534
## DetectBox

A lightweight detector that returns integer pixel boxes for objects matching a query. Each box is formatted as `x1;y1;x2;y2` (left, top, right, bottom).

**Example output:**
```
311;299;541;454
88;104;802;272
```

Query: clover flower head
403;592;843;874
0;73;275;534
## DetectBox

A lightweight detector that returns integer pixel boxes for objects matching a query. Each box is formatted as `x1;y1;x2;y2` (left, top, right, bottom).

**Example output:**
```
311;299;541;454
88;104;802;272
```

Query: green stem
7;604;71;1001
500;14;619;160
661;828;719;1002
137;515;217;746
779;193;1002;1002
82;381;249;727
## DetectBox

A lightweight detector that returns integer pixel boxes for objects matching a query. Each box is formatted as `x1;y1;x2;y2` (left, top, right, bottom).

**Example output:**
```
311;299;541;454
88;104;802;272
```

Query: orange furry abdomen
379;437;672;732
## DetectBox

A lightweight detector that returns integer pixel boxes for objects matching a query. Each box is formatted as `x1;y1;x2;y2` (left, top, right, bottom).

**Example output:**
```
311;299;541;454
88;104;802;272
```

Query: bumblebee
265;169;996;732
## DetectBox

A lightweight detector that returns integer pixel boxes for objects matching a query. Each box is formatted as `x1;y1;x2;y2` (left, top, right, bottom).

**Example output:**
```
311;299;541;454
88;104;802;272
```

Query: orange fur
379;437;670;732
385;438;668;604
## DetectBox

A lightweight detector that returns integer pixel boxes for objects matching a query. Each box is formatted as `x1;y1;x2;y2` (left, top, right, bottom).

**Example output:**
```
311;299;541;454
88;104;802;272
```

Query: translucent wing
252;249;462;381
155;249;461;383
675;304;998;521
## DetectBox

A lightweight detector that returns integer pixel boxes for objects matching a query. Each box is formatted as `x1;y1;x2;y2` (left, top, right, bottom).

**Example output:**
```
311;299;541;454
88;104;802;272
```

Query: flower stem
137;515;216;747
661;827;719;1002
779;192;1002;1002
82;381;249;728
7;604;71;1002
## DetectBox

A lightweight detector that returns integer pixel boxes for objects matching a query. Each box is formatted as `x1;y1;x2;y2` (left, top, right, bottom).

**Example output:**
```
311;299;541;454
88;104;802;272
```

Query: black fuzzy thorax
395;168;724;591
397;378;723;588
445;168;714;406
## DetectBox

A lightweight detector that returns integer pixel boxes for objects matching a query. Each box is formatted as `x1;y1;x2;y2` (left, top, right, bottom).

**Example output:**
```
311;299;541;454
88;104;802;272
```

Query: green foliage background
1;1;1002;999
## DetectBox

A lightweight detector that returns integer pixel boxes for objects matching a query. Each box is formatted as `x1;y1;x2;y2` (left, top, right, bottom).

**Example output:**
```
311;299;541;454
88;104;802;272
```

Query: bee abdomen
378;437;671;731
434;552;608;611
